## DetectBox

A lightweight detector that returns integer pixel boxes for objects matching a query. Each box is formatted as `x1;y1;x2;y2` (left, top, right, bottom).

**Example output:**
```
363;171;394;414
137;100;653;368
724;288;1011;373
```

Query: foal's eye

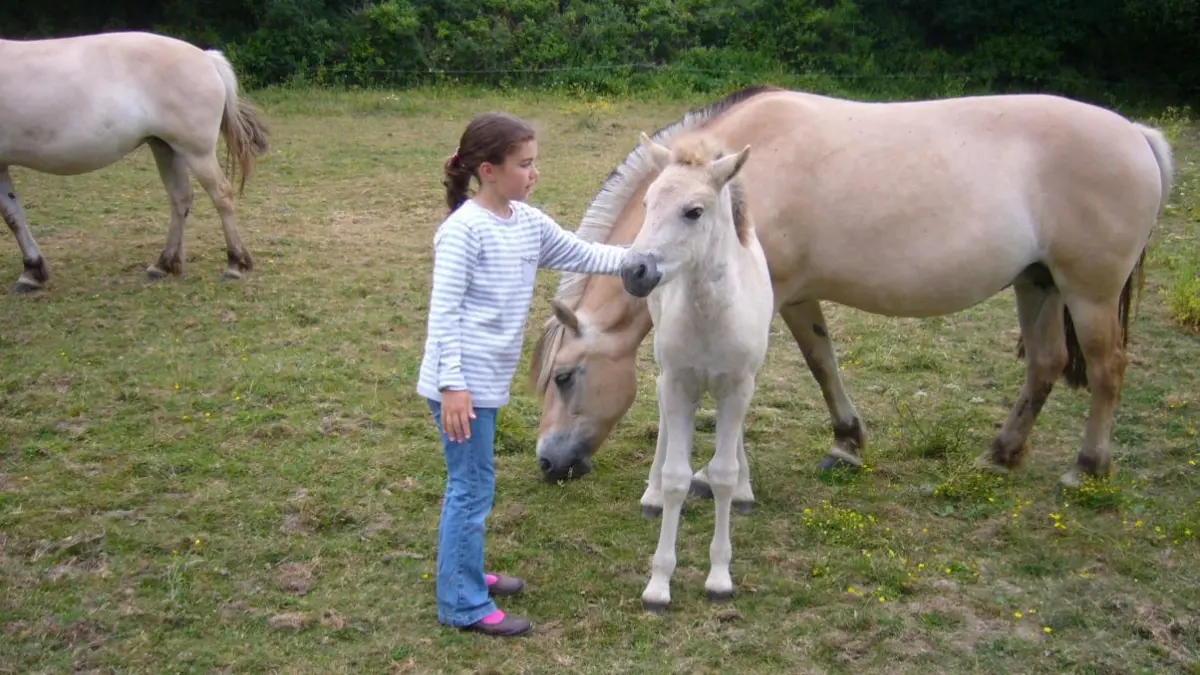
554;370;574;388
683;206;704;221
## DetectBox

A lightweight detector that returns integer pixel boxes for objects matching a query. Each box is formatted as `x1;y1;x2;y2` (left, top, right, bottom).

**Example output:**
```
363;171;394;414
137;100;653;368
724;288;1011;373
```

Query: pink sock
485;574;498;586
480;609;506;625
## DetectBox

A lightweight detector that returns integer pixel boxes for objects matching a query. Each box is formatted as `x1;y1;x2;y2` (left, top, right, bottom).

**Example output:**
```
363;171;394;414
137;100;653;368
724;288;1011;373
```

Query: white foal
618;131;774;611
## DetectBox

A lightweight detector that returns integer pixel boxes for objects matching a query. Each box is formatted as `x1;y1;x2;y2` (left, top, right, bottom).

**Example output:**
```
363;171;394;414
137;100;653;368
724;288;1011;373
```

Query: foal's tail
207;49;271;195
1058;122;1173;390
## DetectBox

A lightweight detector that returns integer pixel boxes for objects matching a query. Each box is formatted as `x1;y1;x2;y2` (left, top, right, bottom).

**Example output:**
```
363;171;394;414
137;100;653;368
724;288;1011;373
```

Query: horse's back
701;89;1165;314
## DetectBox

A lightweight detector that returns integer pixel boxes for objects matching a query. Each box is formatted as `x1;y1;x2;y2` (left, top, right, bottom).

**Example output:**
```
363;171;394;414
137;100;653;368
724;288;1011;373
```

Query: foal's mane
531;84;779;396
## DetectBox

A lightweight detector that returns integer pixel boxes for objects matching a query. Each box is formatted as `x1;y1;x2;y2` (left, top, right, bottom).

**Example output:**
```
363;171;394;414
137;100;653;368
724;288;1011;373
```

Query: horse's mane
531;84;781;396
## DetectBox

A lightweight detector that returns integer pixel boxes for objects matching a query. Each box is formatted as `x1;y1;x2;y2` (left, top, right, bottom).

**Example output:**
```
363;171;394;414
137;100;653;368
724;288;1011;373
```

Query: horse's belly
814;249;1029;317
2;129;149;175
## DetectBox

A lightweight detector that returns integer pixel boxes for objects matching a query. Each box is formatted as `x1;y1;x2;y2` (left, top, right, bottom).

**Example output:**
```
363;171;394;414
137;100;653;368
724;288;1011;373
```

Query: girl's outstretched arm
533;207;628;275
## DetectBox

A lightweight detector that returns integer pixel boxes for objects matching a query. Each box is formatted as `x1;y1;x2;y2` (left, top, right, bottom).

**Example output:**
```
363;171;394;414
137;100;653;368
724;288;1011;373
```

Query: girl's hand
441;389;476;443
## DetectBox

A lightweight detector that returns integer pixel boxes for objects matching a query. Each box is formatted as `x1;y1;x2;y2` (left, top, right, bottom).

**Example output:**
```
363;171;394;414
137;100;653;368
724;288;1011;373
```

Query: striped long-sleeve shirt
416;199;628;408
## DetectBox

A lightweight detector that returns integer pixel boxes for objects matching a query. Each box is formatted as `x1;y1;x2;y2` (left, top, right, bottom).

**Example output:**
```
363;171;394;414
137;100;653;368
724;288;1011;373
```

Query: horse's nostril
635;264;647;279
538;457;552;473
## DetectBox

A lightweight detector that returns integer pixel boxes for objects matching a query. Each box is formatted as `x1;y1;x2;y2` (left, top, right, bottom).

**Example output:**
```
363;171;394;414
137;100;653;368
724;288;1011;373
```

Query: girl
415;111;629;637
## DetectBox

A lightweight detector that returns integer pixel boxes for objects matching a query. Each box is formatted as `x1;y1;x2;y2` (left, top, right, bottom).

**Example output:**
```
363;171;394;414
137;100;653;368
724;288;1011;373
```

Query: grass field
2;85;1198;674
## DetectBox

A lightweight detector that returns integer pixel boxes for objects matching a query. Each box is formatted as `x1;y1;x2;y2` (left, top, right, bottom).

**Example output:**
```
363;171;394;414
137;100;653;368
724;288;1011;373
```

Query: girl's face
483;139;539;202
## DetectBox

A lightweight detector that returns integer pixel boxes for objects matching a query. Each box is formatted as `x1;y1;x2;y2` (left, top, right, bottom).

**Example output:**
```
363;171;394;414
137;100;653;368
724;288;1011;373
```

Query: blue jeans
427;398;499;627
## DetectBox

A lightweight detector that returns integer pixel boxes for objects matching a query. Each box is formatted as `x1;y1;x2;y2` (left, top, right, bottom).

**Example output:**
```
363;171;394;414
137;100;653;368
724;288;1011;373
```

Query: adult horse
0;31;270;293
533;85;1173;496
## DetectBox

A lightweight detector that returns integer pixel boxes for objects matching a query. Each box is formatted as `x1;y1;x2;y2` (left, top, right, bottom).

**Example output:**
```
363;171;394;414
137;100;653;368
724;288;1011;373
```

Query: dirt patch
268;612;315;631
276;561;317;596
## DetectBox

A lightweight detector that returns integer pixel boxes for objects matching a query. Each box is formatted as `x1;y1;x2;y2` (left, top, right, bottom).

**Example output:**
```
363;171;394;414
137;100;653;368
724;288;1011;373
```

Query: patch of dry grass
0;85;1198;674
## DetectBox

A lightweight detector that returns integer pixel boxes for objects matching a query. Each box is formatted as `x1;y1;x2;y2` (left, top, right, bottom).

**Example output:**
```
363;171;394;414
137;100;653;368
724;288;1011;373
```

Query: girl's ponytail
444;151;472;213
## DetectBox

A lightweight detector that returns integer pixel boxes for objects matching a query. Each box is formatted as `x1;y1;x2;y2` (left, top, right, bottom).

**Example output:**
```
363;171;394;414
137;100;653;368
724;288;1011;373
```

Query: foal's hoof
641;504;663;519
11;281;41;294
221;269;244;282
145;267;168;281
732;500;754;515
642;599;669;614
706;589;734;604
689;479;714;500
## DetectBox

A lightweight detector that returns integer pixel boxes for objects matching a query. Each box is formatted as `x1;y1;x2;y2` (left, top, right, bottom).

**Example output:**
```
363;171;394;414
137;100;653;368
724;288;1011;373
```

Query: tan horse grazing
0;31;270;293
617;131;774;611
533;85;1173;496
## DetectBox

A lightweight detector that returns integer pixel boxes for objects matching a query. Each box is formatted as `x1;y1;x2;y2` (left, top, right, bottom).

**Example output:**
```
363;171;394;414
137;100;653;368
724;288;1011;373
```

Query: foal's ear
639;132;672;172
710;144;751;186
551;298;582;337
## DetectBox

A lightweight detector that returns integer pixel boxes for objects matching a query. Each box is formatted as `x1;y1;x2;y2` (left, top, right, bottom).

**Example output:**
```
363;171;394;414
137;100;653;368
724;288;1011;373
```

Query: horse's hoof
221;269;244;282
11;281;41;294
973;452;1012;476
818;454;860;472
641;504;663;519
642;599;669;614
146;268;168;281
706;589;734;604
733;500;754;515
689;479;714;500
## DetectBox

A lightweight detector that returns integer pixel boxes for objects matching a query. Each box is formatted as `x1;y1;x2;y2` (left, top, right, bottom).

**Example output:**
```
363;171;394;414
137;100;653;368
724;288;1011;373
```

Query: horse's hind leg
146;140;194;280
1059;296;1128;487
183;150;253;281
779;300;866;470
0;168;50;294
977;272;1068;473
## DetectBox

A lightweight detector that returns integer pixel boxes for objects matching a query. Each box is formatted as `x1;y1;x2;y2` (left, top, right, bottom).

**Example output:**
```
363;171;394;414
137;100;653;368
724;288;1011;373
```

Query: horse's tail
1133;122;1176;215
1058;122;1172;390
207;49;270;195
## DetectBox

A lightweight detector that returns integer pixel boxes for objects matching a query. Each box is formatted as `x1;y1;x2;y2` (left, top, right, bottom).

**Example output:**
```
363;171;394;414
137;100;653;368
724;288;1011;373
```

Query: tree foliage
7;0;1198;104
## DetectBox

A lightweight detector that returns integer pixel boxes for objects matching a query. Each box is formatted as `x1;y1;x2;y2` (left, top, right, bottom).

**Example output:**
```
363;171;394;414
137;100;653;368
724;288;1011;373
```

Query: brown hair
443;111;537;213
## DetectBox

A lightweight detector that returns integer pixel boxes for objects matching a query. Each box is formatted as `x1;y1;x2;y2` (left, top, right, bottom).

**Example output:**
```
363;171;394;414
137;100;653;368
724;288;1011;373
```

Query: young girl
415;111;629;637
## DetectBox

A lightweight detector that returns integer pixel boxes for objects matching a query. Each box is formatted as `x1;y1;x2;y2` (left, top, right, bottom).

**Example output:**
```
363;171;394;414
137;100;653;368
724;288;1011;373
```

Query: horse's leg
181;149;253;281
705;375;754;603
976;277;1067;473
640;371;669;519
779;300;865;470
1058;296;1127;488
0;167;50;293
731;432;754;514
642;370;697;612
146;140;194;280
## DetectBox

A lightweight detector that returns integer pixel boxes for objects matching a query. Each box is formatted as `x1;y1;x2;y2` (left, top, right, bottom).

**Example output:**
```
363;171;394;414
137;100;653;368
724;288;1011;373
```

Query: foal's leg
977;279;1068;472
779;300;866;470
182;150;253;280
640;371;670;518
146;140;194;280
705;375;754;603
642;370;697;612
0;168;50;293
1059;296;1127;488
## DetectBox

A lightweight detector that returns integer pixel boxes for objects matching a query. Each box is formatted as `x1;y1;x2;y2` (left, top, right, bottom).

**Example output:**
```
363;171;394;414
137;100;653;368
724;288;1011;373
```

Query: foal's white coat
0;31;269;292
618;132;774;610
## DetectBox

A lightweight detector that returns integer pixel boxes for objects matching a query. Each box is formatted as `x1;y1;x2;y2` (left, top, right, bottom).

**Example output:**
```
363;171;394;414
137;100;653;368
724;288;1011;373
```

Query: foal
619;131;774;611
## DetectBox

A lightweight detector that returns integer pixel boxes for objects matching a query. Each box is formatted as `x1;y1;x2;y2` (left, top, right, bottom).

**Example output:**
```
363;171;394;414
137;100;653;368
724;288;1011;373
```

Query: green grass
2;85;1199;674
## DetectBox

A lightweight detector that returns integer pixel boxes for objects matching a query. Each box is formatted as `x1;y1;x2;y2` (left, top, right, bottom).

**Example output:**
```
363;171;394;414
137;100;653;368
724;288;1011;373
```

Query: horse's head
532;295;644;482
620;132;751;298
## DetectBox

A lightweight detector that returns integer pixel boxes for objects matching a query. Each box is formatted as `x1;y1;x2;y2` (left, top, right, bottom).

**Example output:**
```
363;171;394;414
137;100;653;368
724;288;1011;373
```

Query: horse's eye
684;207;703;221
554;370;574;388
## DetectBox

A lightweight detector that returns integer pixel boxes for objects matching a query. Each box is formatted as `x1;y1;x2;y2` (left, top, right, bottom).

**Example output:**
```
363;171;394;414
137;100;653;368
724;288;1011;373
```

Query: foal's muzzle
620;252;662;298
